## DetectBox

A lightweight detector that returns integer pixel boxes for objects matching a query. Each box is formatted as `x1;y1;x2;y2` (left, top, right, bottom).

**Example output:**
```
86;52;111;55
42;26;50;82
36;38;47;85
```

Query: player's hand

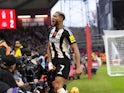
48;62;56;71
76;66;82;75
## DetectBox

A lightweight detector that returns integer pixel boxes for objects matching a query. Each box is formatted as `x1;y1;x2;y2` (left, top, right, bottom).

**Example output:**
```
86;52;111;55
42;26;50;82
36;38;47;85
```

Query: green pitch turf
67;65;124;93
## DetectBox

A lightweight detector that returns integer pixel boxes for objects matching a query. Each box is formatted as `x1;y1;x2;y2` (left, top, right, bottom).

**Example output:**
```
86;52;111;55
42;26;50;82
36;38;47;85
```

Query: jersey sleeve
64;29;76;45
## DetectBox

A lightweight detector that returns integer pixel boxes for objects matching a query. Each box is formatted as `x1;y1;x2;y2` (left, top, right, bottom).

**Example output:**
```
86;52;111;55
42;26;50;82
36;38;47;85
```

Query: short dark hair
2;55;17;67
56;11;65;20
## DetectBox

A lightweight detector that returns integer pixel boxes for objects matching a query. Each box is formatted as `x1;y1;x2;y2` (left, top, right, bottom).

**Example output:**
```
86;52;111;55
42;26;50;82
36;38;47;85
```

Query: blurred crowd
68;50;106;80
0;25;49;55
0;25;50;93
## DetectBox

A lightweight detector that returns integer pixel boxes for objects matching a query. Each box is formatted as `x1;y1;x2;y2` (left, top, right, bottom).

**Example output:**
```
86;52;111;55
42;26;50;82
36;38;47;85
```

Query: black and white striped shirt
49;27;76;59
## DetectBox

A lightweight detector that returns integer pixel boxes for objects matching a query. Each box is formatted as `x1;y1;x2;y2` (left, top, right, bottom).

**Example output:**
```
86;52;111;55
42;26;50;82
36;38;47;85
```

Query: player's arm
71;43;82;75
47;42;52;62
71;43;80;68
47;42;55;71
64;29;82;74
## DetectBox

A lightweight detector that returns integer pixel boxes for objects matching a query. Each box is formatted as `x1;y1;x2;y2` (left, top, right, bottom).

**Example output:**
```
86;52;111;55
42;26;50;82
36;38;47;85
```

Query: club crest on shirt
69;35;76;43
53;31;57;37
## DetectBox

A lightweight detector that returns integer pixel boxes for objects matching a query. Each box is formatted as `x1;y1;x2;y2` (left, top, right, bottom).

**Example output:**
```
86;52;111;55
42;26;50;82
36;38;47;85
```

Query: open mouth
52;20;55;23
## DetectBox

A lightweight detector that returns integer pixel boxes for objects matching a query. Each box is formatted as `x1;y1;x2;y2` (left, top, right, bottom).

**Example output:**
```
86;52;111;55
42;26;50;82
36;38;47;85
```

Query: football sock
57;88;67;93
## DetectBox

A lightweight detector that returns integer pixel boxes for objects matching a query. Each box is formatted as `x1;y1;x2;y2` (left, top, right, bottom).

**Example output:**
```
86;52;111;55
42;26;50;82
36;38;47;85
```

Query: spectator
14;40;24;57
0;55;17;93
0;39;11;57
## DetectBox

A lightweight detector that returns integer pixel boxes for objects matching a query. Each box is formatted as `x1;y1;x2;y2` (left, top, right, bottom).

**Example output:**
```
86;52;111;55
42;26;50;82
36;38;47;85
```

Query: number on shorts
58;65;65;75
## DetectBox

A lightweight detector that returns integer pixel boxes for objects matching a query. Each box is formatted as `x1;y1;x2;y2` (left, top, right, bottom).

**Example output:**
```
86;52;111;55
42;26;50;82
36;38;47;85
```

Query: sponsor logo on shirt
50;37;59;43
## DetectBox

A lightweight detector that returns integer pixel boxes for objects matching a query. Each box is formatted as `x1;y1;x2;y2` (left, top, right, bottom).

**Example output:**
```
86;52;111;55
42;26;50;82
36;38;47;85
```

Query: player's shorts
52;57;71;79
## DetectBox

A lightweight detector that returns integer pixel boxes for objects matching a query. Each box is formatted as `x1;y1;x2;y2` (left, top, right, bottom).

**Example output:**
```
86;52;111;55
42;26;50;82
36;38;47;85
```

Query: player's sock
57;88;67;93
63;84;66;90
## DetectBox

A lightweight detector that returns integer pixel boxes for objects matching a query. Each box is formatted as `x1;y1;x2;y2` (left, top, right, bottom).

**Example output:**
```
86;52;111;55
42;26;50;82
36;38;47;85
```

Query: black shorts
52;58;71;79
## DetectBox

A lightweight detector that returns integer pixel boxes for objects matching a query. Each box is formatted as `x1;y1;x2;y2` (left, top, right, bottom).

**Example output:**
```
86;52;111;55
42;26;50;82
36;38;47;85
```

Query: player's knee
52;80;59;89
52;81;63;91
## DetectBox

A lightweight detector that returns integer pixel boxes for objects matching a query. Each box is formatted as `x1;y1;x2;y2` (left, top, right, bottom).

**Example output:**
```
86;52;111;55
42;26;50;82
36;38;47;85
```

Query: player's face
51;13;60;26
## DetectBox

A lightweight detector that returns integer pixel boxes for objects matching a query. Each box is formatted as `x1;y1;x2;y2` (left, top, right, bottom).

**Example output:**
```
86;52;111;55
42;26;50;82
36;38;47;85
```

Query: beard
51;20;59;27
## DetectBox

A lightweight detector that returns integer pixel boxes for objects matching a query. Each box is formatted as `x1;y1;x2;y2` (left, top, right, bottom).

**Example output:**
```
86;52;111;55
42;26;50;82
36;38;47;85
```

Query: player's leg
52;76;66;93
52;58;70;93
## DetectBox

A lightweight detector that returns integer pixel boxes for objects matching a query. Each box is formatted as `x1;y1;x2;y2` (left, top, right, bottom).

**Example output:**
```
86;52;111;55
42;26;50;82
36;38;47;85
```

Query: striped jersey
49;26;76;59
